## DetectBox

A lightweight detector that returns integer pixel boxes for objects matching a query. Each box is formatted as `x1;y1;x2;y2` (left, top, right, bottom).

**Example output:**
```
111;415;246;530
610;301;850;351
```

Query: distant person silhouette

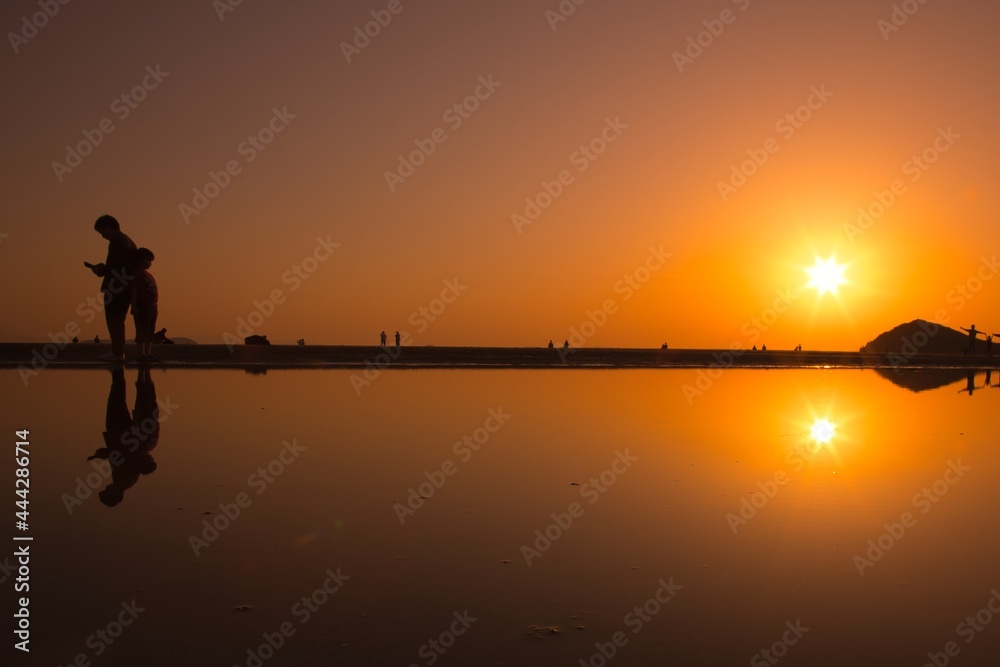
131;248;159;363
89;367;160;507
547;340;554;349
380;331;387;347
72;336;79;344
94;335;100;344
762;345;767;351
395;331;401;349
297;338;305;346
85;215;137;363
752;345;757;351
563;340;569;350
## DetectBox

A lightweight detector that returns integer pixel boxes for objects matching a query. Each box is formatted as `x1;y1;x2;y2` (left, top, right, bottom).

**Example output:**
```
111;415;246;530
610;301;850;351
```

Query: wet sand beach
1;343;998;371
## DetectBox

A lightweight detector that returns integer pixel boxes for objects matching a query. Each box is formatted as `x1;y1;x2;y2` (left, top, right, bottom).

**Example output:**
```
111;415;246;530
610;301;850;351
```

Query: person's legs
104;293;130;357
145;309;158;357
135;309;157;359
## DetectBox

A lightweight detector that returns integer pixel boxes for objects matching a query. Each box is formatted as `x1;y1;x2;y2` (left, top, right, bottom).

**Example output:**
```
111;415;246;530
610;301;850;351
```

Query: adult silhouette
85;215;137;363
88;367;160;507
960;325;983;354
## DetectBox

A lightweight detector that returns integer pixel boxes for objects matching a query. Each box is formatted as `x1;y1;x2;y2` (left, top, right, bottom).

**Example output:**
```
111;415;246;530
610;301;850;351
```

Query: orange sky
1;0;998;348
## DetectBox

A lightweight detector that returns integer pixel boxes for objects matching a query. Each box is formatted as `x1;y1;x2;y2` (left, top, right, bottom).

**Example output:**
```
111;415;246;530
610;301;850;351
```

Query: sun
810;419;835;445
806;256;847;295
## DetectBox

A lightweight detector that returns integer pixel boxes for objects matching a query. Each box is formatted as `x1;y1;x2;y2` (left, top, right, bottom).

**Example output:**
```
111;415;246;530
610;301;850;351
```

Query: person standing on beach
395;331;401;349
960;325;981;354
85;215;137;363
131;248;159;363
380;331;387;347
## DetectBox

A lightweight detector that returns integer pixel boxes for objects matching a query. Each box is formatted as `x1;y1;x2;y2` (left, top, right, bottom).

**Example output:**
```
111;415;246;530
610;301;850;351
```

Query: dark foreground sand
1;343;998;371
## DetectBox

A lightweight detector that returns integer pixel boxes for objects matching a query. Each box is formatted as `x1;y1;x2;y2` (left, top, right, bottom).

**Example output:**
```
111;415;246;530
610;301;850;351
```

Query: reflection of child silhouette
89;368;159;507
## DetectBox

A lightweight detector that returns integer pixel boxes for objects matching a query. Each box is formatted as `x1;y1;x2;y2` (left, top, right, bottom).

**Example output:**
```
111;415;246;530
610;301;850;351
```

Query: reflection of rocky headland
874;367;973;393
875;368;1000;394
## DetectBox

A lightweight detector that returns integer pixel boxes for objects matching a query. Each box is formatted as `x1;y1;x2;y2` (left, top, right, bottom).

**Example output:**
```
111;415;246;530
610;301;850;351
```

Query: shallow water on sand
4;367;1000;666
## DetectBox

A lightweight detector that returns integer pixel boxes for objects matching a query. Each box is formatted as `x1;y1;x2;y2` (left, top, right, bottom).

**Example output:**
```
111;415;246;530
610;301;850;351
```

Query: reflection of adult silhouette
957;371;1000;396
88;367;160;507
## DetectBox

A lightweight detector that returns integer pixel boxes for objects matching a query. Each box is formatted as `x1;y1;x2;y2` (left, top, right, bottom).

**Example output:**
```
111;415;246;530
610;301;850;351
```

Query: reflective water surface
5;367;1000;666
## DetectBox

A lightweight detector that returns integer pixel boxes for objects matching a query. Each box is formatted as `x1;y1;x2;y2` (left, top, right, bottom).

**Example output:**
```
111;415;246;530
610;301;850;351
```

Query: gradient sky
2;0;998;348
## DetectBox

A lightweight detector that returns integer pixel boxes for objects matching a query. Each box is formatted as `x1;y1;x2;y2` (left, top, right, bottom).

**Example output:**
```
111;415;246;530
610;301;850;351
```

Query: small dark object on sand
153;328;175;344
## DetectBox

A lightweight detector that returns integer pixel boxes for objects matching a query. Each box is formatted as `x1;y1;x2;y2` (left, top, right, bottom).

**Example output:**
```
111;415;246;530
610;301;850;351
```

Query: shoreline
1;343;999;371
